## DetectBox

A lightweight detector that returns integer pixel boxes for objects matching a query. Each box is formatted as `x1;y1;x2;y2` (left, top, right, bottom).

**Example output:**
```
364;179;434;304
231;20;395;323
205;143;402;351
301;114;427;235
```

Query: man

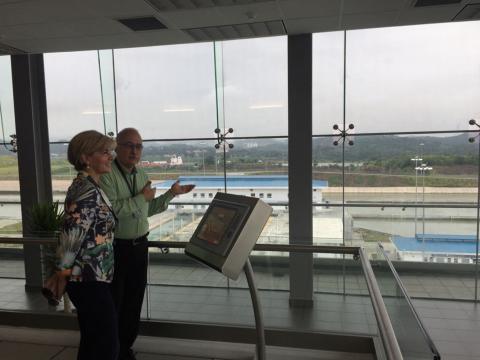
100;128;194;360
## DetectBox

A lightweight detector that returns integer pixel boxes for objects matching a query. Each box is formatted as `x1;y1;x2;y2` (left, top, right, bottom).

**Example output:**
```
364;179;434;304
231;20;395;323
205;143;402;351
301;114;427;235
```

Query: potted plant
30;201;68;309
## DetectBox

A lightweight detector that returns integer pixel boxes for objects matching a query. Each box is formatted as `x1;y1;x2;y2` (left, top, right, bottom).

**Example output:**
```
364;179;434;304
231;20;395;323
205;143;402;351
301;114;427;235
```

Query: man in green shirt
100;128;194;360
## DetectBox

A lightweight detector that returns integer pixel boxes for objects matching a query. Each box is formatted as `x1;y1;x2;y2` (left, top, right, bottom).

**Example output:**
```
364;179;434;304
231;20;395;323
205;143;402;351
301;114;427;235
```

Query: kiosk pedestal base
244;258;266;360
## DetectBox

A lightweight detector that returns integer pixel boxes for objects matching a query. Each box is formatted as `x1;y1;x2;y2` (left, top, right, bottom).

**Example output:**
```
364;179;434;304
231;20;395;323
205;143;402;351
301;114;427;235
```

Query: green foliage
30;201;65;235
30;201;65;279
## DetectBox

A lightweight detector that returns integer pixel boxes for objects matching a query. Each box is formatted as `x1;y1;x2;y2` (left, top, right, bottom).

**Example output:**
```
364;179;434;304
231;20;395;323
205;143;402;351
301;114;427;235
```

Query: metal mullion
341;30;347;296
475;139;480;301
313;203;478;209
313;129;476;138
49;135;289;144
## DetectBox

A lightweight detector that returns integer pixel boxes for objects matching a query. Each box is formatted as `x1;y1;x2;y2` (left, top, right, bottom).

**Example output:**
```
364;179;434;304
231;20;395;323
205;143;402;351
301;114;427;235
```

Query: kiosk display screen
197;206;236;245
190;199;250;257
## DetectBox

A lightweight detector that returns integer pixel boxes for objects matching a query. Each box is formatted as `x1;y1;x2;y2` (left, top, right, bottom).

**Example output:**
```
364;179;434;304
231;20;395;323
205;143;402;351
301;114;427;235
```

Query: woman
56;130;118;360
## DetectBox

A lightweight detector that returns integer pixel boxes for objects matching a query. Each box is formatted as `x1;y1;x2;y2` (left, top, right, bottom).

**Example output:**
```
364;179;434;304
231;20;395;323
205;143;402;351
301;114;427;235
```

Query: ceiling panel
343;0;408;14
342;11;401;29
398;5;462;24
160;8;224;28
278;0;340;19
74;0;156;18
145;0;275;11
0;0;28;4
163;1;281;28
10;29;189;53
284;16;340;34
0;20;128;41
0;0;90;26
0;0;477;53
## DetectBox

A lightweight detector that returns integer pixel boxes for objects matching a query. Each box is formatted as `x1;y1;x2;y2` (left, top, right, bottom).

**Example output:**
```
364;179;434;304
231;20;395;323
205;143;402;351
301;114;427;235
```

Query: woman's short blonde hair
67;130;116;171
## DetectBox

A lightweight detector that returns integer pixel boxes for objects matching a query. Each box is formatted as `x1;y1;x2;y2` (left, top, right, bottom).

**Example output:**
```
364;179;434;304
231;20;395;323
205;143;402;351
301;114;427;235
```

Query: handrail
0;237;360;255
377;243;441;360
359;247;403;360
0;236;404;359
0;236;57;245
149;241;360;255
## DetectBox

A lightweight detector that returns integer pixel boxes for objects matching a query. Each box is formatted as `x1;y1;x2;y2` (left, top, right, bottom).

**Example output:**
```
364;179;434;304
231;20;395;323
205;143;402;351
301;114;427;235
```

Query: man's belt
114;232;149;246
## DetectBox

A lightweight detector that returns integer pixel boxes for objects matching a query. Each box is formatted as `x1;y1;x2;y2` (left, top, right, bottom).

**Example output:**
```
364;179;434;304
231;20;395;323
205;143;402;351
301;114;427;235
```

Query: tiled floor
1;261;480;359
412;299;480;360
144;285;377;334
0;326;374;360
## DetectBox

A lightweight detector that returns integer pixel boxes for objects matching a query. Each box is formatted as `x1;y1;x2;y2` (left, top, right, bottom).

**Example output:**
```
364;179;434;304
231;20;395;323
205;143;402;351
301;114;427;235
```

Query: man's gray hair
117;128;141;143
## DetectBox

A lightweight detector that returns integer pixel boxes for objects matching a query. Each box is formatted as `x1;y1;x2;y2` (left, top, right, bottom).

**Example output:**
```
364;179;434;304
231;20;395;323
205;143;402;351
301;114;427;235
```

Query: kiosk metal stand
244;258;266;360
185;192;272;360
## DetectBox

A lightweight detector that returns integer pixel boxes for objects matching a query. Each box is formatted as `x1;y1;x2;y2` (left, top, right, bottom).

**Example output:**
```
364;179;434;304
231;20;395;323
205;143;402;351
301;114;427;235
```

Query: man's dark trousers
111;236;148;358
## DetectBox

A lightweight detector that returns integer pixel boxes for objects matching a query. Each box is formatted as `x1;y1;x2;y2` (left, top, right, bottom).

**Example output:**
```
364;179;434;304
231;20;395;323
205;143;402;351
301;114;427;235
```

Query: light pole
415;163;432;257
197;142;209;177
410;155;423;236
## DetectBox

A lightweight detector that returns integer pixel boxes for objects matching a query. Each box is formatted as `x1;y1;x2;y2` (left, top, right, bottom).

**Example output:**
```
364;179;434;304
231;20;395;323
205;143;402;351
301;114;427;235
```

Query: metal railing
0;236;404;359
377;243;441;360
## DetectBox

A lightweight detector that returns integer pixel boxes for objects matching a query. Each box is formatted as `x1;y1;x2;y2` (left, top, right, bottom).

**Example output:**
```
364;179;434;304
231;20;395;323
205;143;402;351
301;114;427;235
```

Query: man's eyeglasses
119;142;144;151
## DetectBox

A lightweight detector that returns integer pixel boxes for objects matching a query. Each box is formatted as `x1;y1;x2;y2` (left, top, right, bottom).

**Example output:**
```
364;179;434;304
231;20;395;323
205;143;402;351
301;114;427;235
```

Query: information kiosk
185;192;272;360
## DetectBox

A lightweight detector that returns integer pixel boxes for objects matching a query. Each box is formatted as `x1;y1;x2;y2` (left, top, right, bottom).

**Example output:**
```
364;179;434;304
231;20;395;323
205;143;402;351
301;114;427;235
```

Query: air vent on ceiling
413;0;461;7
145;0;273;11
185;20;285;41
0;42;26;55
117;16;167;31
453;3;480;20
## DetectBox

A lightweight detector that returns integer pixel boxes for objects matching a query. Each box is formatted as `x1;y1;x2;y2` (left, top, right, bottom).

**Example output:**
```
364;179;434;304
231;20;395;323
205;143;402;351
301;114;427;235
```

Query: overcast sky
1;20;479;142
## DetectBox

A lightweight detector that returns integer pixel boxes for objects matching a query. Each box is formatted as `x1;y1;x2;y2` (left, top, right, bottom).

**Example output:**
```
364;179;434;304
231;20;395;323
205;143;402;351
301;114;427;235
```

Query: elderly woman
56;130;118;360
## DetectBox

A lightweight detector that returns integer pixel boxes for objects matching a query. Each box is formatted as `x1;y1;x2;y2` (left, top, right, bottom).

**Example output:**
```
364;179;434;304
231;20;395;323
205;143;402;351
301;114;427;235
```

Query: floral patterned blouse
57;173;116;282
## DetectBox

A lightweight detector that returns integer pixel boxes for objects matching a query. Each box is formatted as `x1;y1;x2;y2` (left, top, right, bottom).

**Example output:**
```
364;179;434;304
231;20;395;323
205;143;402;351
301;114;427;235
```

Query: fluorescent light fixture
82;111;111;115
249;104;284;110
163;108;195;112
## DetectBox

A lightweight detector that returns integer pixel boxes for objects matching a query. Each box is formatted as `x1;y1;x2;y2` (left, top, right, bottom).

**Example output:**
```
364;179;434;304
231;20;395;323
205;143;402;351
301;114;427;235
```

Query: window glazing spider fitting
0;101;17;153
332;123;355;146
468;119;480;143
214;127;234;150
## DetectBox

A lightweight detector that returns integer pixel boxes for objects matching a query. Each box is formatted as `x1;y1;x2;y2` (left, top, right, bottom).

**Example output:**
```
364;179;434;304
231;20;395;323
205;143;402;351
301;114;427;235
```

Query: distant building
393;234;476;264
153;161;168;167
170;155;183;165
153;175;341;251
139;160;168;167
154;175;328;210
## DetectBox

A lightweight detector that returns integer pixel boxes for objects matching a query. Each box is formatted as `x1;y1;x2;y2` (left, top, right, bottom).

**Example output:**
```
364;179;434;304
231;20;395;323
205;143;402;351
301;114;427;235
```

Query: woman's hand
42;269;71;303
56;268;72;278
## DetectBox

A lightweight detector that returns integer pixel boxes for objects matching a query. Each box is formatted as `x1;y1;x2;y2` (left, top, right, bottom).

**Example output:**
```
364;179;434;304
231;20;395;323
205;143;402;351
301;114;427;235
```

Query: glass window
346;22;480;133
312;31;345;135
114;43;217;139
44;51;105;141
313;22;480;302
221;36;288;137
0;56;22;238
